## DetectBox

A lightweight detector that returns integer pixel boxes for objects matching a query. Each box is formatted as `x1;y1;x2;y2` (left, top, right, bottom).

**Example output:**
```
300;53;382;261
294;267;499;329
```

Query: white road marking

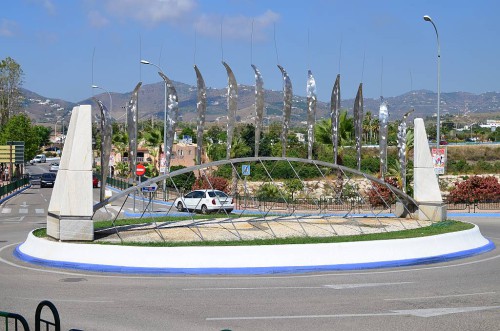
19;208;28;214
385;291;497;301
184;282;413;291
206;306;500;321
1;208;11;214
0;217;21;222
324;282;413;289
35;209;45;214
16;297;114;303
391;306;500;317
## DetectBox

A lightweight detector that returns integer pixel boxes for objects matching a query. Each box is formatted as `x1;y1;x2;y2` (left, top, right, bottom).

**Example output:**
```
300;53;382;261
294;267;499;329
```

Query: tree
142;126;163;174
284;178;303;200
0;57;24;127
33;125;51;147
0;114;38;160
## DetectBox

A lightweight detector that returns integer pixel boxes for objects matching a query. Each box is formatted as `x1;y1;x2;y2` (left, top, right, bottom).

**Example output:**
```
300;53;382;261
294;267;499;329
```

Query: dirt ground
94;215;431;244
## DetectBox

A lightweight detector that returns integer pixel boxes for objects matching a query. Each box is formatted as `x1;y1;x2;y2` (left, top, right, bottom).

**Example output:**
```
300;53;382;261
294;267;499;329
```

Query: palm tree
314;110;354;164
142;126;163;174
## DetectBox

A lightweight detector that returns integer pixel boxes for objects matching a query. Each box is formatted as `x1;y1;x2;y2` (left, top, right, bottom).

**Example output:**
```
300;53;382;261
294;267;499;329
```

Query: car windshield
42;173;55;179
207;191;228;198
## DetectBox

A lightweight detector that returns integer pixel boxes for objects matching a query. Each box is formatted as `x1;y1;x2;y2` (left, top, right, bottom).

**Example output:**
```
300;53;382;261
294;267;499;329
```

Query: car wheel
201;205;209;214
177;202;184;212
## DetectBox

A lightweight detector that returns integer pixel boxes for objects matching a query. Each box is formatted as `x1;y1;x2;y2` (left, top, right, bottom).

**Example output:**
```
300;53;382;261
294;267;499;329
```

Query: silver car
174;189;234;214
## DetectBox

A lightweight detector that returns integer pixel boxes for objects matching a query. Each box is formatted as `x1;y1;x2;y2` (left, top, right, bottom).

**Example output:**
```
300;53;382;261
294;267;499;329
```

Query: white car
49;162;59;172
174;189;234;214
30;154;46;164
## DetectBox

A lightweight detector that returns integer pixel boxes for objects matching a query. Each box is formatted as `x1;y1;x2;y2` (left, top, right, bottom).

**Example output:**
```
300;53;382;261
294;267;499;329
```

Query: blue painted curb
13;240;495;275
0;185;31;205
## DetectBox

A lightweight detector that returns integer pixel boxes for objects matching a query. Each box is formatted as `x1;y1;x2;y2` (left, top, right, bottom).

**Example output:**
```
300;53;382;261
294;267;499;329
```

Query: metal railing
445;199;500;213
235;195;395;213
0;176;30;199
0;300;65;331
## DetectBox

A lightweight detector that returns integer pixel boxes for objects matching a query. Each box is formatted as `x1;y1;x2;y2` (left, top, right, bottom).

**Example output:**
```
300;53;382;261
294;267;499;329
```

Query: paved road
0;186;499;330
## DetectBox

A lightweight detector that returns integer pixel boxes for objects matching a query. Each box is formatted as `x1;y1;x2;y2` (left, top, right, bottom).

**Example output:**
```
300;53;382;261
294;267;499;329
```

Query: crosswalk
1;208;46;215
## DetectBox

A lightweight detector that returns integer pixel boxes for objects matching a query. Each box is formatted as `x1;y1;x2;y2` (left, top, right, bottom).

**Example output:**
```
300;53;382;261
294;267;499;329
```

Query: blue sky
1;0;499;103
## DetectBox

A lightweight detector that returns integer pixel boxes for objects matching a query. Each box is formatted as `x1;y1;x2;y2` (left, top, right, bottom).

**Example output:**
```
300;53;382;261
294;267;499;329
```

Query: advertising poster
431;147;446;174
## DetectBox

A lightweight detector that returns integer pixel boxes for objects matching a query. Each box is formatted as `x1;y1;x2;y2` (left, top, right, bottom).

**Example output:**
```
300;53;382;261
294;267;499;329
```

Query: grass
32;219;474;247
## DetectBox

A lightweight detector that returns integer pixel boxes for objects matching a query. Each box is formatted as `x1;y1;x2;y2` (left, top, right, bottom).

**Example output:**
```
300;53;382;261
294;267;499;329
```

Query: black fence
445;199;500;213
0;176;30;200
0;300;67;331
235;196;395;213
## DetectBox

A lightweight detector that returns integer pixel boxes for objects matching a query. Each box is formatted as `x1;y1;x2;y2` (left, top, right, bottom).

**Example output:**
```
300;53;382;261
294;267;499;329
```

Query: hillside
21;82;500;127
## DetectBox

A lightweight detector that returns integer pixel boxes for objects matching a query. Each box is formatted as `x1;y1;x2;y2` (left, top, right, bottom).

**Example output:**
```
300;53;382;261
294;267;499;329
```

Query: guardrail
0;176;30;199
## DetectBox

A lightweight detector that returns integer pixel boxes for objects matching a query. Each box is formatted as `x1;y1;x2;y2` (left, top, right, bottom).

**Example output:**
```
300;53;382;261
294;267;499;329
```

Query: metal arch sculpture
194;65;207;165
251;64;264;157
126;82;142;177
379;98;389;177
158;72;179;170
93;156;419;214
222;61;238;159
278;65;293;157
330;74;341;164
353;83;363;171
93;98;113;202
306;70;317;160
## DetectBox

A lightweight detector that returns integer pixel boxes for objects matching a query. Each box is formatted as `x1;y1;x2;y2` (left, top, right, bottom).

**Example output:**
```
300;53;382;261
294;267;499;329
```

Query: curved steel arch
93;157;417;212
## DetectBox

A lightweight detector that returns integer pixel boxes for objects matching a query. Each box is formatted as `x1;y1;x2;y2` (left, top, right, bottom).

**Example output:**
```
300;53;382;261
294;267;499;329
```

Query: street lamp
91;85;112;116
423;15;441;148
141;59;168;197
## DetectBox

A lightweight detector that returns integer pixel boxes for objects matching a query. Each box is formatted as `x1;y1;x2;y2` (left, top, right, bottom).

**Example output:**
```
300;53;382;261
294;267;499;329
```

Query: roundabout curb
14;225;494;275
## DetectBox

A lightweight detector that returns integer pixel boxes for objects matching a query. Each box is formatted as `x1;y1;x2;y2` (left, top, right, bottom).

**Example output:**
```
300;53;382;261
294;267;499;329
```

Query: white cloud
195;10;280;41
105;0;196;24
0;19;18;37
88;10;109;28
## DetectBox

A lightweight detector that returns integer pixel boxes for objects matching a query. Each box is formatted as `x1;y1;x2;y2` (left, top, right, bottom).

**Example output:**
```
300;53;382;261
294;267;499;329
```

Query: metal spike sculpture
126;82;142;178
306;70;317;160
379;98;389;177
353;83;363;171
158;72;179;170
398;109;414;192
222;62;238;159
194;65;207;165
93;98;112;202
251;64;264;157
278;65;293;157
330;74;341;164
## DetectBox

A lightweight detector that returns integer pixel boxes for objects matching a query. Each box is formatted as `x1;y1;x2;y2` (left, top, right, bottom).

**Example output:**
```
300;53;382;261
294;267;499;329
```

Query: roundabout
14;220;494;274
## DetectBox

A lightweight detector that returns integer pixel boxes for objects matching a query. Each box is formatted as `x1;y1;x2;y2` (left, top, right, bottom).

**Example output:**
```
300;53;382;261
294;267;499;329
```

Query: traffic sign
136;164;146;176
141;183;158;192
242;164;250;176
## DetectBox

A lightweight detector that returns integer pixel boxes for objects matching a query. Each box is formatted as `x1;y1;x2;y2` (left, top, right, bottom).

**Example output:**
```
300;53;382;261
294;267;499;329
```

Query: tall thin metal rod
423;15;441;149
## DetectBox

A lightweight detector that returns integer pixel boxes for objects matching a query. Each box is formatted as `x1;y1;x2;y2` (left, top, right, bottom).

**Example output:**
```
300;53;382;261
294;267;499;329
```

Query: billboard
431;147;446;175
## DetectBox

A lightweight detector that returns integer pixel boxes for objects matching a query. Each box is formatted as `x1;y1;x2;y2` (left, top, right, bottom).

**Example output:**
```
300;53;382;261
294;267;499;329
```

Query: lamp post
141;59;167;198
423;15;441;148
91;85;112;116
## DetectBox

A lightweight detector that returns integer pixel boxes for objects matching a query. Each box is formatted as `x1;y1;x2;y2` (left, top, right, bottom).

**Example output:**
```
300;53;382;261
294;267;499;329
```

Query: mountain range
22;81;500;127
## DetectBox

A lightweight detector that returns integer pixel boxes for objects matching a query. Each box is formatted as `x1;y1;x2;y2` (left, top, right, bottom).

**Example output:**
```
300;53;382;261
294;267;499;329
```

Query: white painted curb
15;225;493;274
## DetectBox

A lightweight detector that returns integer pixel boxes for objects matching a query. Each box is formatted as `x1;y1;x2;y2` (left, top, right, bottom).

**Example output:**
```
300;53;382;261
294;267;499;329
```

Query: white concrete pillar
47;105;94;241
413;118;446;222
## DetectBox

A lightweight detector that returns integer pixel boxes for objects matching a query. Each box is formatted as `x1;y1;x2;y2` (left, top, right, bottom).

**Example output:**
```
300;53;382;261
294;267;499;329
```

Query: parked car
174;189;234;214
49;162;59;172
30;154;46;164
92;174;100;188
40;172;56;188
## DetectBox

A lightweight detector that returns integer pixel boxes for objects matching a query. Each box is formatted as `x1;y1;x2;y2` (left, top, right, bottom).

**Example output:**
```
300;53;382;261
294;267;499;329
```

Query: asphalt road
0;182;499;330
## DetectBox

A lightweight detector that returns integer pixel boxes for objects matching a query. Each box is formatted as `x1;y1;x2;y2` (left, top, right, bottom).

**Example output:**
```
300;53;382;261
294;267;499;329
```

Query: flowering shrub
447;175;500;204
192;176;230;193
366;177;399;207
